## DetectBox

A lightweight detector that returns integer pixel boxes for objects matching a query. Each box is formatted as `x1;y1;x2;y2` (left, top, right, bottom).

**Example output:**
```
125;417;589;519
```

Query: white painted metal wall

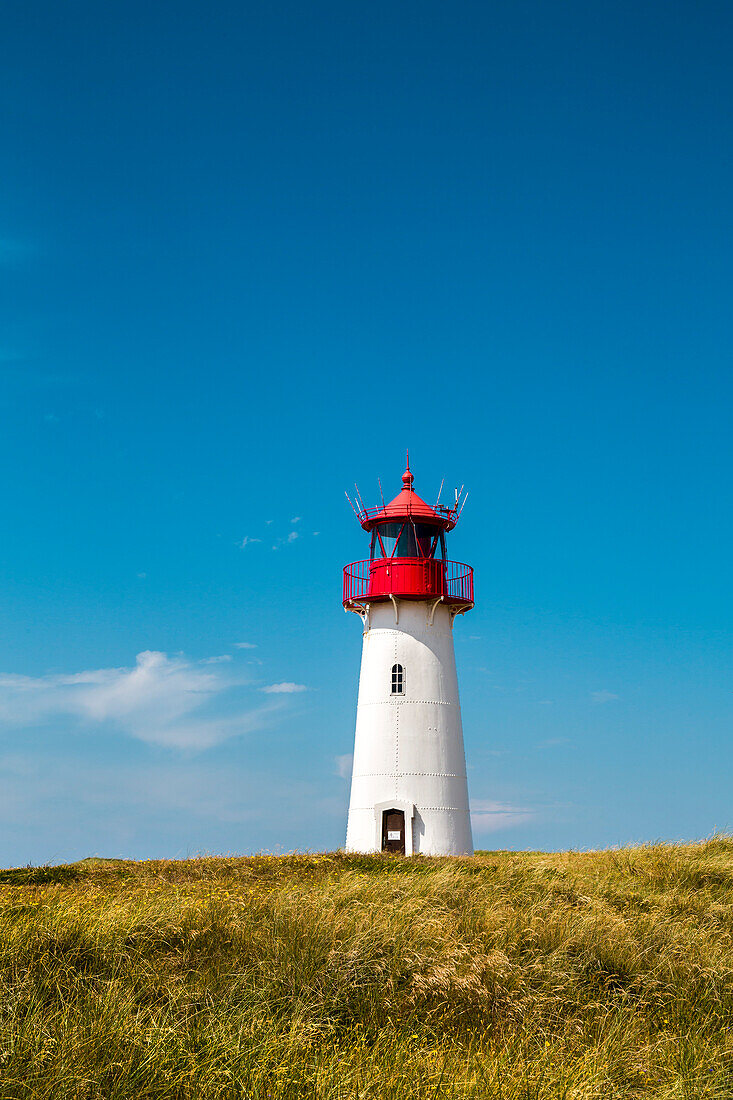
345;599;473;856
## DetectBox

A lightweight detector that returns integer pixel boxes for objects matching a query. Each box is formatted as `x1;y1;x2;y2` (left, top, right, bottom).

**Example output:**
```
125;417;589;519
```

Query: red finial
402;449;414;490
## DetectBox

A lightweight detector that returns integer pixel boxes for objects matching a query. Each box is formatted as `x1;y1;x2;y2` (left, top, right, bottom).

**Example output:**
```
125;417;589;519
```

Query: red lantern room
343;460;474;610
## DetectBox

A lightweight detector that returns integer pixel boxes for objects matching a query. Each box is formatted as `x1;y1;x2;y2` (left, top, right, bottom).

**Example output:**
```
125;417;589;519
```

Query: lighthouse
343;461;474;856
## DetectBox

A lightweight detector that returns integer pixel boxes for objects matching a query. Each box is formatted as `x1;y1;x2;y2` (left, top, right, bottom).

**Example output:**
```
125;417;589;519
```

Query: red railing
356;503;458;525
343;558;474;606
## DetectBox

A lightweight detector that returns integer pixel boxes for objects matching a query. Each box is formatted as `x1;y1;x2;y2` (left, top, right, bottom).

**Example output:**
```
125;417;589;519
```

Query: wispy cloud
0;751;345;865
591;690;619;704
470;799;536;833
234;642;257;650
0;651;283;751
246;516;309;551
334;753;353;779
261;682;308;695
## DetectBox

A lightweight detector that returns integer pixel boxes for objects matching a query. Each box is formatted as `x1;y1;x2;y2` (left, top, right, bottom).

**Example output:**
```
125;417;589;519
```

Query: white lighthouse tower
343;460;474;856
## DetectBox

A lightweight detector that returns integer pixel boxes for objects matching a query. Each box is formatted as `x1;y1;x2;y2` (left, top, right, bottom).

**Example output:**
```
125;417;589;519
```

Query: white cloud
591;690;619;704
287;531;299;543
261;682;308;695
0;651;284;751
290;516;301;524
0;752;346;866
240;536;262;549
470;800;536;833
334;753;353;778
234;642;257;650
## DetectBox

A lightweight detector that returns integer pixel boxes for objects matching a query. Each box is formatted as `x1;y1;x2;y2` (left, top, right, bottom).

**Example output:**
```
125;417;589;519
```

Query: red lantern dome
343;461;474;610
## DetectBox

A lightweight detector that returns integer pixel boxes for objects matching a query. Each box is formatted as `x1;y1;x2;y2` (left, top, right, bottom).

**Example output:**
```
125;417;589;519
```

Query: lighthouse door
382;809;405;855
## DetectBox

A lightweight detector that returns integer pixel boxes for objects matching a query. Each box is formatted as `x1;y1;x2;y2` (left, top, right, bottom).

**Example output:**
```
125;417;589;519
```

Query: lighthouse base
345;599;473;857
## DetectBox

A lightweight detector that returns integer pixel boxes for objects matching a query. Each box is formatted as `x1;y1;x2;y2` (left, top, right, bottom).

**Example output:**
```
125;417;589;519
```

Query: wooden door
382;809;405;855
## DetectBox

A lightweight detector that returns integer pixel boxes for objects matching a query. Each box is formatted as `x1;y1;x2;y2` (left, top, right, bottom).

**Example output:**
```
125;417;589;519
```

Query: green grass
1;840;733;1098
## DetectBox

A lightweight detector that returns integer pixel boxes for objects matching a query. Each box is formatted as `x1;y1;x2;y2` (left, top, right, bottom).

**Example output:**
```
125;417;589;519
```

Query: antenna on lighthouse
434;478;444;509
344;490;360;519
378;477;386;509
354;483;366;515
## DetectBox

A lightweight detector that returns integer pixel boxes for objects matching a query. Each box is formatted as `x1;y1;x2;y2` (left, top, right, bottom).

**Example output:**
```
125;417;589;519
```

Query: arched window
391;663;404;695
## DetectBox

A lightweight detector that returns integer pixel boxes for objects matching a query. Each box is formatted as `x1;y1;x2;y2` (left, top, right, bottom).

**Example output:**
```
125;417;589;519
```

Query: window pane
413;524;436;556
395;525;418;556
378;523;403;557
374;522;441;558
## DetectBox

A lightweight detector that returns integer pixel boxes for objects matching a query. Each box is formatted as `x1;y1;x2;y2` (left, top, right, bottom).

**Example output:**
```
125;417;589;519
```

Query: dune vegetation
0;840;732;1098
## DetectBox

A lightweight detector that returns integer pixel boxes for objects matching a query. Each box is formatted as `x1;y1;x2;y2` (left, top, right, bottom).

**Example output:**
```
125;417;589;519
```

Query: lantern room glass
370;523;446;561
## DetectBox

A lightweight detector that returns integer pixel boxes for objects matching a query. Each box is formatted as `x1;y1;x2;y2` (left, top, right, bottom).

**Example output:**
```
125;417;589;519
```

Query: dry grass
1;840;733;1097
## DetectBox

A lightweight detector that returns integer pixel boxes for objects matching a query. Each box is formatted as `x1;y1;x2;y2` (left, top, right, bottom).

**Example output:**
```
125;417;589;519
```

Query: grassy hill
1;841;732;1098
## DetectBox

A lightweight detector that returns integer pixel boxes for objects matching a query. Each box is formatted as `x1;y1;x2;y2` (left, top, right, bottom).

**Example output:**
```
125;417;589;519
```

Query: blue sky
1;0;731;864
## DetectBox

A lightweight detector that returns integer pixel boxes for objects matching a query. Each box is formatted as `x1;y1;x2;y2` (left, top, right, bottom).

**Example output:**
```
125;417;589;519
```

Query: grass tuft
1;842;732;1096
